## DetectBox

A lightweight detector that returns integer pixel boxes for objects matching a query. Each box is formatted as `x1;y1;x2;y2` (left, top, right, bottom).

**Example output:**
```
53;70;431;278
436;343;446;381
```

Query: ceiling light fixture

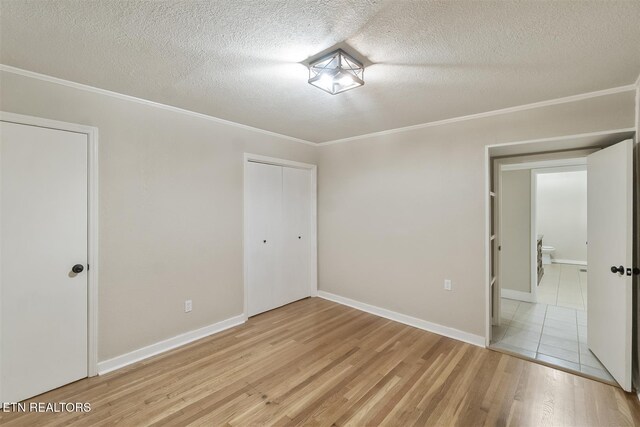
308;49;364;95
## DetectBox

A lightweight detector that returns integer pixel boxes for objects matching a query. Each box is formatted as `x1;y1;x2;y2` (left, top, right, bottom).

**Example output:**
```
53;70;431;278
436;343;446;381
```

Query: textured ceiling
1;0;639;143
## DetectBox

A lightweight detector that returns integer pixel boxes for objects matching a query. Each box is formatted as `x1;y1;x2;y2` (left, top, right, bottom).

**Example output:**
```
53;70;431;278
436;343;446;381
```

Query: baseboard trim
552;259;588;266
317;291;485;347
97;314;245;375
501;288;537;303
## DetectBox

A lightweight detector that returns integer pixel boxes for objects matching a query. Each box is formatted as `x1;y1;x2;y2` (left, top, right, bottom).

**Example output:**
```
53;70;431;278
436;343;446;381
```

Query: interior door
1;121;88;402
281;167;311;305
587;139;633;391
247;161;282;316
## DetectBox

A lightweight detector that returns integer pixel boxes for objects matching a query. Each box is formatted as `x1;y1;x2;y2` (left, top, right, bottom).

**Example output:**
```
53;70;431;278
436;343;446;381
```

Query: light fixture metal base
308;49;364;95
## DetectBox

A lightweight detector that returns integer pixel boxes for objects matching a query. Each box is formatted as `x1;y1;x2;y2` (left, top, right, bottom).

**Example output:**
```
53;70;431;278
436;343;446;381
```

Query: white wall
318;90;635;339
1;68;636;354
0;70;317;361
536;170;587;263
500;170;531;292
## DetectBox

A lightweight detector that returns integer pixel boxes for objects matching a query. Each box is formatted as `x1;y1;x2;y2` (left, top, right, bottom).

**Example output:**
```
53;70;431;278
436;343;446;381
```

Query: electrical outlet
185;300;192;313
444;279;452;291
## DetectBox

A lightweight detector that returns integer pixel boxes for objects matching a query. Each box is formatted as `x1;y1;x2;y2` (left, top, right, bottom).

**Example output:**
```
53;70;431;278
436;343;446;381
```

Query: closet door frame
243;153;317;320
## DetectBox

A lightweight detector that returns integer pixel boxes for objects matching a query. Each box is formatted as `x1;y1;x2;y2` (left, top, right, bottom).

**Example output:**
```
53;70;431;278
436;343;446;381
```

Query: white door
587;139;633;391
247;161;282;316
246;161;312;317
1;122;88;402
281;167;311;305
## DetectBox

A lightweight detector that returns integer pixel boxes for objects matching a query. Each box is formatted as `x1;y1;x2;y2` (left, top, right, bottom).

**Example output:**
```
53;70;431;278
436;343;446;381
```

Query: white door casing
1;121;90;402
587;139;633;391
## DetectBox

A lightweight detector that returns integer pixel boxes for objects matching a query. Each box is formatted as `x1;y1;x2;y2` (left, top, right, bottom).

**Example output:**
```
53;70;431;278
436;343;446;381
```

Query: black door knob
72;264;84;274
611;265;624;274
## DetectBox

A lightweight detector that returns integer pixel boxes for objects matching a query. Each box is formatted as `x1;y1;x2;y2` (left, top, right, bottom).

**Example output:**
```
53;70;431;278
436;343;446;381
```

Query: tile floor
537;263;587;310
491;263;614;383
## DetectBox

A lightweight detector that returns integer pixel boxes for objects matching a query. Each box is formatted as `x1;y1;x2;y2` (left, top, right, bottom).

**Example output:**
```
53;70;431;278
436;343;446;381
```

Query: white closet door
280;167;311;305
247;162;282;316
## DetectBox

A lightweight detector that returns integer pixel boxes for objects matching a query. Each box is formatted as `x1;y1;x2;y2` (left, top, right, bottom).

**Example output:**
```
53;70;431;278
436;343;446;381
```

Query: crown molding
2;63;637;148
317;84;637;146
0;64;317;146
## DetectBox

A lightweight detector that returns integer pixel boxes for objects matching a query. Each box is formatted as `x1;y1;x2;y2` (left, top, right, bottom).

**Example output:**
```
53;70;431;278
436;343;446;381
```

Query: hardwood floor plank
1;297;638;426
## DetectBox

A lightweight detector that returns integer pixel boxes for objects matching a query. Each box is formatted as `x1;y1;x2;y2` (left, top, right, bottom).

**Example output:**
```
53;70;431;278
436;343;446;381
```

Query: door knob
72;264;84;274
610;265;624;275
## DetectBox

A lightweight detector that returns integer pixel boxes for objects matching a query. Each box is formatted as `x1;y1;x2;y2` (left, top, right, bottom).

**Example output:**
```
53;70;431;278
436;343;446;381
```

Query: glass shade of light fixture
308;49;364;95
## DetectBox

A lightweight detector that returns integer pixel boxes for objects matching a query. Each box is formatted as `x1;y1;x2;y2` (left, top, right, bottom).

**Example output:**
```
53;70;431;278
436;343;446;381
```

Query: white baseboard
501;288;537;303
97;314;245;375
552;259;587;266
317;291;485;347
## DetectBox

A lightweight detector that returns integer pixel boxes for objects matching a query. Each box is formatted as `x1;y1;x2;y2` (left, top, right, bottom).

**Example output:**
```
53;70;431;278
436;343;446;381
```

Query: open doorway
535;166;588;309
486;132;635;391
491;159;612;381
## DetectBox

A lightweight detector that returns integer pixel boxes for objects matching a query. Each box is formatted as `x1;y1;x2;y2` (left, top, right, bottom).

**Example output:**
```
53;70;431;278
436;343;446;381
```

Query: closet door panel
247;162;282;316
281;167;311;305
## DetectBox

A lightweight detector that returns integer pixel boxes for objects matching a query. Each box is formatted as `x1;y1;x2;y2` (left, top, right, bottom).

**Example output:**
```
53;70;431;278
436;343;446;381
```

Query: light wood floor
2;297;639;426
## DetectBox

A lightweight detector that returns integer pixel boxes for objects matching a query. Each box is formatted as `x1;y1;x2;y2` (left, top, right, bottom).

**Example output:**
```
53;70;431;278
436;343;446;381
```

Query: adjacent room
1;1;640;425
490;157;611;380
